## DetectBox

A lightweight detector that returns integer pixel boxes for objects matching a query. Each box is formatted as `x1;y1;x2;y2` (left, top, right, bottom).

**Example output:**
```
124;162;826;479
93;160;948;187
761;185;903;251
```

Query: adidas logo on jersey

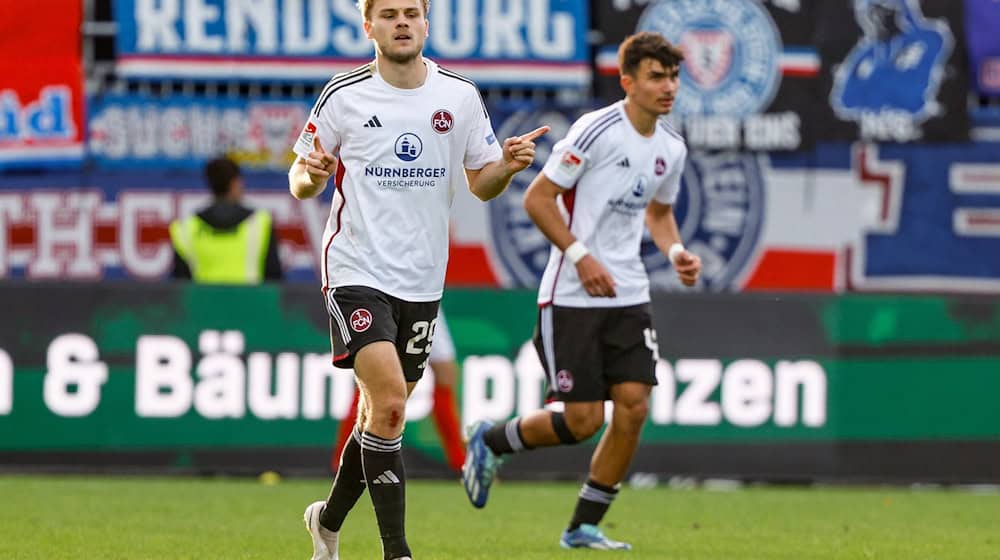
371;470;401;484
364;115;383;128
616;157;630;168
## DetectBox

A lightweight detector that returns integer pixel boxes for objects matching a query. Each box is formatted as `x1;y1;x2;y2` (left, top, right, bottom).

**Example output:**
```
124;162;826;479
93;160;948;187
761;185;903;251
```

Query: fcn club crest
350;308;373;332
432;110;454;134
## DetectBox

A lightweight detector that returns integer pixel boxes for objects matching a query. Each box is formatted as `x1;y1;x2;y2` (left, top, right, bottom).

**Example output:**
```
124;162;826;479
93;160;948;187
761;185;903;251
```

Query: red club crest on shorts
432;110;454;134
556;369;574;392
350;308;373;332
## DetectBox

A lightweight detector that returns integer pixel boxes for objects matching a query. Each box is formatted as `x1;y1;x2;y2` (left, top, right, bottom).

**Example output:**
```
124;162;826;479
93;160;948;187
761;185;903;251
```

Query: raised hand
502;126;550;173
304;136;338;186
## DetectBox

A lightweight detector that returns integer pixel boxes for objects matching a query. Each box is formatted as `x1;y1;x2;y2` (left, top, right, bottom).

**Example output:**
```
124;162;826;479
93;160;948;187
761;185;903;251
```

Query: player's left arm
465;126;550;201
646;200;700;287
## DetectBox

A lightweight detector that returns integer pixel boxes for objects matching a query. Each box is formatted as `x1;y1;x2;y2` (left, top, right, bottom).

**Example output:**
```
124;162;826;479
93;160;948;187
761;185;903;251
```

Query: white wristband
564;241;590;264
668;243;686;263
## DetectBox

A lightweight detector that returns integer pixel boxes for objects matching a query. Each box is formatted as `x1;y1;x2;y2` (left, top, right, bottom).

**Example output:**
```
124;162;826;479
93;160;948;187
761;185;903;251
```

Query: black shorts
323;285;441;382
533;304;659;402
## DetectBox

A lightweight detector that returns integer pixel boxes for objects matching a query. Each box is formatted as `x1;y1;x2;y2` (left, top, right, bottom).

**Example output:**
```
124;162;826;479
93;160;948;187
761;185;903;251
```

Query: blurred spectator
169;157;283;283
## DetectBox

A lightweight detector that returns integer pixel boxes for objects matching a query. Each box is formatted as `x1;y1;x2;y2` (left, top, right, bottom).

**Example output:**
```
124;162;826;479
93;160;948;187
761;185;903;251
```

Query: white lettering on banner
482;0;525;58
0;196;23;277
301;352;355;420
136;335;194;417
330;0;370;56
284;0;327;54
527;0;573;59
859;111;920;143
650;360;675;424
194;330;246;418
14;331;829;427
744;112;801;151
683;115;741;150
119;192;175;278
774;360;827;427
228;0;278;53
161;108;191;159
131;0;575;60
89;102;302;167
0;349;12;415
674;359;723;425
1;190;322;281
195;353;247;418
462;355;516;426
406;370;434;420
29;192;101;279
460;348;828;428
721;359;773;427
185;0;224;52
430;0;477;58
513;341;546;417
43;334;108;417
136;0;182;51
768;0;800;12
247;352;299;419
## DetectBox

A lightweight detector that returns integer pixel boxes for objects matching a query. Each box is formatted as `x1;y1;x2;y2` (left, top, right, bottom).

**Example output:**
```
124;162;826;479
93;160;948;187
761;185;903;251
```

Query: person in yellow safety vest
169;157;283;283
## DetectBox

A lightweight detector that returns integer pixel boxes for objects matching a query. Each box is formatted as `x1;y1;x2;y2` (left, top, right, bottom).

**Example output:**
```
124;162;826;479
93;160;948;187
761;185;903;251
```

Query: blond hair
357;0;430;21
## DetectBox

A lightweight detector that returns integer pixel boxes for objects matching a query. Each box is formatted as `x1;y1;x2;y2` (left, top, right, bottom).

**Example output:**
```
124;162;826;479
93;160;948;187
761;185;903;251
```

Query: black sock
361;431;410;560
483;417;532;456
320;427;366;532
568;479;619;531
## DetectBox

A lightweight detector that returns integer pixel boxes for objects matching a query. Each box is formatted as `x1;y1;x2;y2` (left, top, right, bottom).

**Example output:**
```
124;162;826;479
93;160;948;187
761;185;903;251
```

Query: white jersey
537;100;687;308
293;59;502;302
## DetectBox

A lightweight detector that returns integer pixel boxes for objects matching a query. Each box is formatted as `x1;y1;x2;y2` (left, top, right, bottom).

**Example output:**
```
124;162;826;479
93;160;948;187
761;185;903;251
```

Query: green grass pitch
1;475;998;559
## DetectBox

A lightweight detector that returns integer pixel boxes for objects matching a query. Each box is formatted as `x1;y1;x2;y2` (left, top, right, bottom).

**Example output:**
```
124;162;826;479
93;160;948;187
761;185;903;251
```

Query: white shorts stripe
325;289;352;344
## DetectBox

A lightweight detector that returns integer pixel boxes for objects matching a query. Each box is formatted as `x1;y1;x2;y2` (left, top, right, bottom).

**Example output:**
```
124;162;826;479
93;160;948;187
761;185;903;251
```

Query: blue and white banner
816;0;970;143
591;0;822;151
88;94;311;170
112;0;589;87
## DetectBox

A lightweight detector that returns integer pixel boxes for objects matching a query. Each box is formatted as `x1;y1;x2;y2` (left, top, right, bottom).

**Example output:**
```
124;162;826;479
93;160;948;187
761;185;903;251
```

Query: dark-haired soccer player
463;31;701;551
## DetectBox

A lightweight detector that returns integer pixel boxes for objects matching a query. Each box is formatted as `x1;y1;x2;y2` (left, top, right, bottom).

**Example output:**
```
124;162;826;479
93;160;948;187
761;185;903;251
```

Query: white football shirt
536;100;688;308
293;59;502;301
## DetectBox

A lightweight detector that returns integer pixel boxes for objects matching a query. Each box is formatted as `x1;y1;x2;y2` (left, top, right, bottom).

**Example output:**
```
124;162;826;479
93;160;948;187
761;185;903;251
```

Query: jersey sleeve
463;94;503;170
540;113;610;189
292;96;341;160
654;143;687;205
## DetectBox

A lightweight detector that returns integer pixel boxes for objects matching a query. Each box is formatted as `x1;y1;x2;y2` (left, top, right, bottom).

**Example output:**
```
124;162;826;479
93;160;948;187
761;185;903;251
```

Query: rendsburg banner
112;0;590;87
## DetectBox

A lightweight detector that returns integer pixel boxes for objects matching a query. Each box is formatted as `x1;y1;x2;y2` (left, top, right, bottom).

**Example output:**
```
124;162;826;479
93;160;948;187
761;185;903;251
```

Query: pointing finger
313;135;324;153
518;126;550;142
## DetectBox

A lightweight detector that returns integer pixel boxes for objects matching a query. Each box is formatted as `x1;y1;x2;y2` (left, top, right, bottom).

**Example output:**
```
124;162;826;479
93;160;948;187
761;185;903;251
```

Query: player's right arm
524;172;617;298
288;136;338;200
289;95;342;200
